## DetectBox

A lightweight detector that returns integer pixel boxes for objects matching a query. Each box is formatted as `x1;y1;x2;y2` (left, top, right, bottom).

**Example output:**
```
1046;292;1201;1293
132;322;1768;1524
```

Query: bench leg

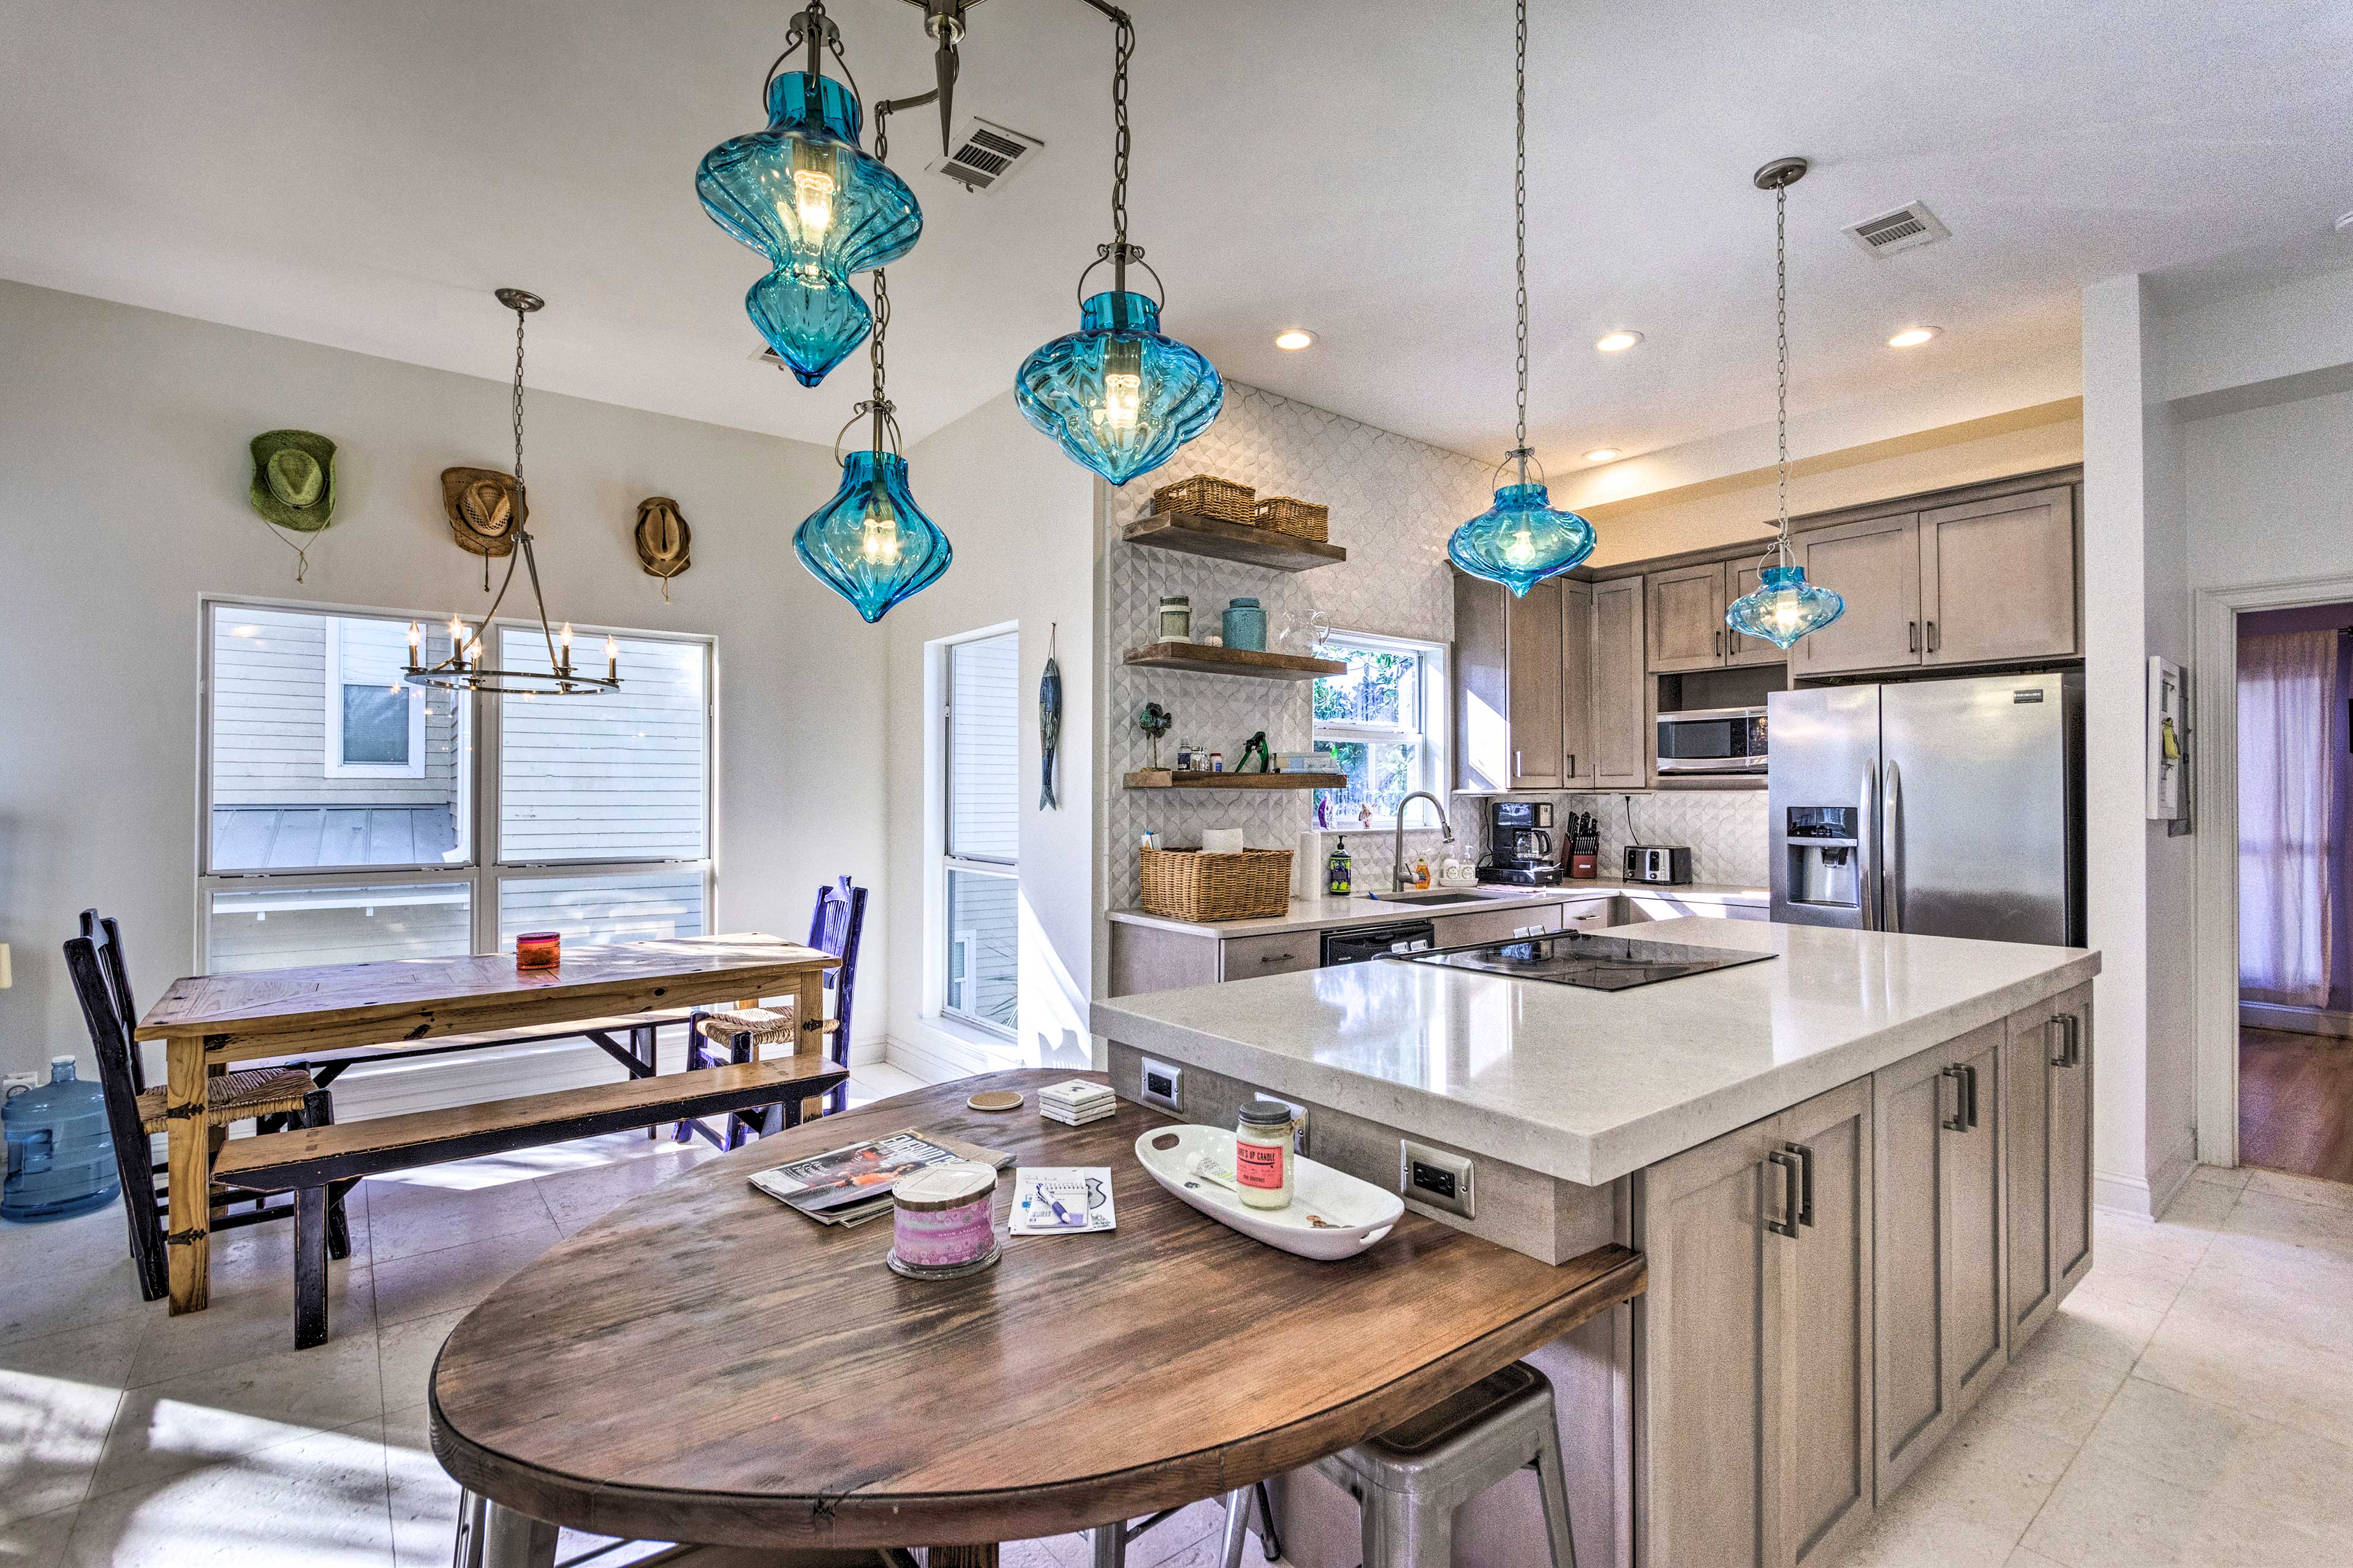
479;1501;558;1568
452;1488;488;1568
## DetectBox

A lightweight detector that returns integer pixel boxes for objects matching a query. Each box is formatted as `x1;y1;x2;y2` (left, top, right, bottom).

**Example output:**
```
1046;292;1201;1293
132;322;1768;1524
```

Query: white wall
0;281;890;1088
884;390;1097;1081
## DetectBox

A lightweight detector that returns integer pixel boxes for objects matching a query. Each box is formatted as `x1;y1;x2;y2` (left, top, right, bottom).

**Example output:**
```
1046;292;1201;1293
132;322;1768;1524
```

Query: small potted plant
1136;702;1173;770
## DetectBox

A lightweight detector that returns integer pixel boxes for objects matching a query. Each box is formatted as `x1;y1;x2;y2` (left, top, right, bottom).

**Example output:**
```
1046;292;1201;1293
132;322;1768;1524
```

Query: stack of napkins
1039;1079;1116;1127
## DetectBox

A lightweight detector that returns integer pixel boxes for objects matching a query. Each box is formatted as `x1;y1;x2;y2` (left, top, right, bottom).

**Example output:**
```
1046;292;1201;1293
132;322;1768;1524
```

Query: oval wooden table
430;1070;1645;1566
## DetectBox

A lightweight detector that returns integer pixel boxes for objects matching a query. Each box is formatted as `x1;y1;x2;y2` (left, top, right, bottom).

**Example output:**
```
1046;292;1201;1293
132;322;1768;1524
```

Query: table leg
794;969;830;1119
926;1548;1000;1568
165;1036;210;1313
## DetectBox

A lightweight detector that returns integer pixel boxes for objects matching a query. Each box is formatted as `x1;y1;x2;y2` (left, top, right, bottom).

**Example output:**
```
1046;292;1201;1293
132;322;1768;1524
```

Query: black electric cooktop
1384;931;1776;991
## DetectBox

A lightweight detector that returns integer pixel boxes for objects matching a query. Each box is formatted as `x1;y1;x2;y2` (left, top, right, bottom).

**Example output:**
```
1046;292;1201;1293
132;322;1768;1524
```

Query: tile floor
0;1088;2344;1568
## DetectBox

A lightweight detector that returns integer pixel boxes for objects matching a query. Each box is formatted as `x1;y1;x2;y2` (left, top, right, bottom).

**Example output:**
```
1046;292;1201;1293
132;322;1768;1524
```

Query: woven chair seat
135;1066;317;1134
696;1006;797;1047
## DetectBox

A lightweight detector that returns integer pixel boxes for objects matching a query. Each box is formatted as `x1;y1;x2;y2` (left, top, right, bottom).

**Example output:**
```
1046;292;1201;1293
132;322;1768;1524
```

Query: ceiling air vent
1843;200;1950;257
927;118;1044;194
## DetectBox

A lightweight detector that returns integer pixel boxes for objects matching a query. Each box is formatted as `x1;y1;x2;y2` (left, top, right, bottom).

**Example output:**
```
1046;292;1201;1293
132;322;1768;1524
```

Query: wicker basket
1151;474;1256;524
1253;496;1329;542
1138;847;1294;922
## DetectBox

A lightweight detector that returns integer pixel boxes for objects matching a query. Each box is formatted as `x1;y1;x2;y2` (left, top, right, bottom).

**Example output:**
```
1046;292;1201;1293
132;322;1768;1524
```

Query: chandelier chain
511;300;527;495
1111;12;1132;249
1513;0;1528;458
872;109;892;419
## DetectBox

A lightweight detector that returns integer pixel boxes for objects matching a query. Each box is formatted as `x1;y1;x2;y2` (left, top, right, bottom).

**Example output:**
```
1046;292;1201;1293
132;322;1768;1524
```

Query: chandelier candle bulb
407;621;420;665
886;1161;1001;1279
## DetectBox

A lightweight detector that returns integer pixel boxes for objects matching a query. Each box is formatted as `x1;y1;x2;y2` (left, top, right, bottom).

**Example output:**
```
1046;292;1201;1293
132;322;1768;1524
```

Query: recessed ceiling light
1594;330;1643;354
1583;447;1621;463
1273;328;1316;350
1887;326;1942;349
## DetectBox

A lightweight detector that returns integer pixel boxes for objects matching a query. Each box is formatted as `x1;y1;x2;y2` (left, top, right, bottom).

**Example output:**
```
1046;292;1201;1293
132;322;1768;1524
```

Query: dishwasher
1320;919;1438;966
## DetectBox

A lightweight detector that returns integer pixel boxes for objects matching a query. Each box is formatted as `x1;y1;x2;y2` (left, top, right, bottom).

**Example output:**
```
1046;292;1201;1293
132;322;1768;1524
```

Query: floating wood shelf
1124;770;1347;791
1123;510;1347;572
1122;642;1347;681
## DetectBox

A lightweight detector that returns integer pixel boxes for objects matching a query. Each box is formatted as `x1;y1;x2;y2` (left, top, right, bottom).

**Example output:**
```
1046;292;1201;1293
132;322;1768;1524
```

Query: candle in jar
514;931;561;970
1234;1100;1296;1209
887;1162;1000;1277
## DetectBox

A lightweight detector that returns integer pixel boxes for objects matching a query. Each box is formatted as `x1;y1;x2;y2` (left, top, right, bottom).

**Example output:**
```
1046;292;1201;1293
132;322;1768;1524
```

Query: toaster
1624;845;1694;885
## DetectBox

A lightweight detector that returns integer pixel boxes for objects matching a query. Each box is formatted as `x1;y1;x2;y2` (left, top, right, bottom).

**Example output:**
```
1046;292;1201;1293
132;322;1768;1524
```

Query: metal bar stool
1308;1360;1576;1568
1090;1483;1283;1568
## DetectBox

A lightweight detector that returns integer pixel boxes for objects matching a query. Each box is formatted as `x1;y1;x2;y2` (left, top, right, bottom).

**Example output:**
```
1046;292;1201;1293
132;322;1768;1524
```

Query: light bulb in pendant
1096;338;1143;433
786;137;839;243
1504;526;1538;567
861;493;902;564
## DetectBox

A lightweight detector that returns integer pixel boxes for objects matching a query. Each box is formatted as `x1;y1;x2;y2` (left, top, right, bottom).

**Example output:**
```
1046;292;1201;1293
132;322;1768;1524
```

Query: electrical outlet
1399;1138;1475;1219
1256;1094;1309;1154
1139;1057;1183;1113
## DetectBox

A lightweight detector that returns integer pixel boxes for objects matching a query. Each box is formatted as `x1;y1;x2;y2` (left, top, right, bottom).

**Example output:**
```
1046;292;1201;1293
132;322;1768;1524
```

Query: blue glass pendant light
1014;12;1222;485
1447;0;1595;596
1724;157;1846;650
696;4;921;387
795;108;950;624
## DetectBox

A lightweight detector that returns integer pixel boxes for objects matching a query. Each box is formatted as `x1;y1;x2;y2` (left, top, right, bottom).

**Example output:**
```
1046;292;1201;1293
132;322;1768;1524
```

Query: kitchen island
1089;917;2100;1568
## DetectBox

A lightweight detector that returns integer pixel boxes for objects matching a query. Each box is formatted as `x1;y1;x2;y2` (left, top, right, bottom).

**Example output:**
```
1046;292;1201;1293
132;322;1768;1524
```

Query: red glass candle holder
515;931;562;971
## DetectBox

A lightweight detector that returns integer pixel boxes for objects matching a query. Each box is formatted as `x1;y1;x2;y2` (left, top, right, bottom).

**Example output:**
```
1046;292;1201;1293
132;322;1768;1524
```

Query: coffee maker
1478;800;1562;886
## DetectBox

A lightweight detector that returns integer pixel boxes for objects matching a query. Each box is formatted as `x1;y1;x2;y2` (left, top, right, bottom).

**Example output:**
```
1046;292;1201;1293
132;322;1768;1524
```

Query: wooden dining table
134;932;839;1314
428;1069;1646;1568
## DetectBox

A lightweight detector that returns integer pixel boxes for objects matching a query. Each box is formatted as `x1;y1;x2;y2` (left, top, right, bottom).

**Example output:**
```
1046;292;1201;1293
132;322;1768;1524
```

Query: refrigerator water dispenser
1785;806;1860;912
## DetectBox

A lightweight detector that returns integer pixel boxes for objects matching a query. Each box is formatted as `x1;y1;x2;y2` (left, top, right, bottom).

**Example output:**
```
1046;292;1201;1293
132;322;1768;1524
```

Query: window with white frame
1312;631;1449;827
940;628;1020;1038
200;600;712;974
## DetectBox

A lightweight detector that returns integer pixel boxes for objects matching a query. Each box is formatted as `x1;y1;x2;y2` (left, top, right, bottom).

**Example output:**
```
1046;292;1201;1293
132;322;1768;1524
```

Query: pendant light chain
871;108;893;437
1110;12;1132;253
1512;0;1528;466
1774;176;1790;558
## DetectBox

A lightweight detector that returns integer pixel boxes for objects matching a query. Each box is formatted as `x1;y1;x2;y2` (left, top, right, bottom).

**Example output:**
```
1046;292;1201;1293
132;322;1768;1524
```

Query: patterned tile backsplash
1446;788;1770;888
1099;382;1493;911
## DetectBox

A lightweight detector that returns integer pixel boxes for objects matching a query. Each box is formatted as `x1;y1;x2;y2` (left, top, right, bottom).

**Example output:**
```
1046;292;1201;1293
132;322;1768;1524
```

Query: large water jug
2;1055;120;1222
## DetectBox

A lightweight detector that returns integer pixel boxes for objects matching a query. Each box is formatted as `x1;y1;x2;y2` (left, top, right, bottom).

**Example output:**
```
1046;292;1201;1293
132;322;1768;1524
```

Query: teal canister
2;1056;120;1222
1221;597;1267;652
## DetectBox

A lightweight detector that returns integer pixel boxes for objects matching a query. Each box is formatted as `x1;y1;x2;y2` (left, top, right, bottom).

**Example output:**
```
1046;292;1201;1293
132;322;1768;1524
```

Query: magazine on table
750;1128;1013;1226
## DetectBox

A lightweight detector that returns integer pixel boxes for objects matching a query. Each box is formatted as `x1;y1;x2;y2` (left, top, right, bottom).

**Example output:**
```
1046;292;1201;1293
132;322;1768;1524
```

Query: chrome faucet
1393;791;1455;891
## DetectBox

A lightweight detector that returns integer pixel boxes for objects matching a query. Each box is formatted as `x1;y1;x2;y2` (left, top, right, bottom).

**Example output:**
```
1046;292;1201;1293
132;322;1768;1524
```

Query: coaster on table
966;1090;1024;1113
1039;1079;1113;1111
1042;1106;1115;1127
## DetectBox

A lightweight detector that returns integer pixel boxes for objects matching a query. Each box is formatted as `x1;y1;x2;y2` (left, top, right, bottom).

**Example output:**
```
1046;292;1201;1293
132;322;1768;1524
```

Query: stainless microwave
1656;706;1768;775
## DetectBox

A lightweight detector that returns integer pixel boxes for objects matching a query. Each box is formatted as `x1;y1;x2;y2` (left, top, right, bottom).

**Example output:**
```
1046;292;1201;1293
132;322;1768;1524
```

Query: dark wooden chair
676;877;866;1148
64;912;349;1306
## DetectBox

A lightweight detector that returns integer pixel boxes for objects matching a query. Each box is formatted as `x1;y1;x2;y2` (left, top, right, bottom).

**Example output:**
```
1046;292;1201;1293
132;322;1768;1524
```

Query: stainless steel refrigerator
1768;672;2085;945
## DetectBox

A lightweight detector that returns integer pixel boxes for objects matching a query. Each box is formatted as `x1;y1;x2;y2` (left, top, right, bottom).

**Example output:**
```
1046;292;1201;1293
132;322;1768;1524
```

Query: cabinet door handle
1260;953;1294;965
1766;1150;1803;1239
1715;629;1724;657
2047;1015;2068;1068
1926;620;1939;654
2063;1014;2082;1068
1966;1062;1980;1127
1566;752;1577;778
1908;621;1920;653
1790;1142;1816;1228
1514;749;1523;777
1940;1065;1968;1132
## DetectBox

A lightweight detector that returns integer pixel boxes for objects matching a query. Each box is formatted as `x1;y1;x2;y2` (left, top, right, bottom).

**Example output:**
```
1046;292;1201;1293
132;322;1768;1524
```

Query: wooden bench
216;1052;847;1348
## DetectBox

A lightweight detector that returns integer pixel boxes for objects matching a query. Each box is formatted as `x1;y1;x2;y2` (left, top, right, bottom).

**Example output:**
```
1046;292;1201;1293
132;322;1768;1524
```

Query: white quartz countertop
1089;918;2099;1187
1105;878;1765;938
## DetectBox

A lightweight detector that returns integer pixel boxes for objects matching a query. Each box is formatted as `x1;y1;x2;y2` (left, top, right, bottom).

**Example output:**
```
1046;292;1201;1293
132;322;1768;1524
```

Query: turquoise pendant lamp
1447;0;1595;594
1014;10;1221;485
1724;156;1846;650
696;9;922;387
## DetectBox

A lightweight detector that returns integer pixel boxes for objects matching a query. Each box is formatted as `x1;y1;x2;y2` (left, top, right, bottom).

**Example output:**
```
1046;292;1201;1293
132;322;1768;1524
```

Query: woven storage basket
1151;474;1256;525
1138;847;1294;922
1252;496;1329;542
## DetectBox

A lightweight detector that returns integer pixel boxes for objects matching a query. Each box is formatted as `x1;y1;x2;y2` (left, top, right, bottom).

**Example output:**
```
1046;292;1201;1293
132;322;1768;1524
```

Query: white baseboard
884;1033;981;1086
2240;1001;2353;1039
2093;1170;2158;1219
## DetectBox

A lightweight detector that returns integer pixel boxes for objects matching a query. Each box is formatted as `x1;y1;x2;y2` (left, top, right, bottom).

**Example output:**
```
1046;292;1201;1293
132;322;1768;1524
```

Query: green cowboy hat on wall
248;429;338;532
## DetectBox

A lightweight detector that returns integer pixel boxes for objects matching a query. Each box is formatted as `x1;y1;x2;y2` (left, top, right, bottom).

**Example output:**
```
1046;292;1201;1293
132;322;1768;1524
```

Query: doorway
2229;602;2353;1182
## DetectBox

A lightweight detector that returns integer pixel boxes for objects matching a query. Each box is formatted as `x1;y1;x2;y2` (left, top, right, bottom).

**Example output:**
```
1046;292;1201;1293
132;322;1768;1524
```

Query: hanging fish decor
1038;623;1064;810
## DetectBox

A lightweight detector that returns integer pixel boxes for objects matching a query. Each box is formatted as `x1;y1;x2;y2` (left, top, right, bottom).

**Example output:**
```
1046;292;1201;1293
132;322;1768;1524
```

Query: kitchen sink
1368;890;1503;907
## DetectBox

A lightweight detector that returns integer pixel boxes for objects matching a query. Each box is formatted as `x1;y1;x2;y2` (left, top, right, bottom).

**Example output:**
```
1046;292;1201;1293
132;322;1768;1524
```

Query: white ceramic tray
1134;1125;1403;1260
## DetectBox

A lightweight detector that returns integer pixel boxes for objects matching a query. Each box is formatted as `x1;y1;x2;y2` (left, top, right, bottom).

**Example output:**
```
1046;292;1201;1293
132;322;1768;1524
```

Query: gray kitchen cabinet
1647;561;1730;672
1634;1077;1874;1568
1453;573;1567;792
1561;580;1594;785
1430;901;1564;947
2005;982;2094;1344
1555;895;1618;931
1920;487;2077;667
1590;577;1650;789
1649;560;1788;672
1792;514;1923;678
1871;1021;2006;1502
1219;930;1320;980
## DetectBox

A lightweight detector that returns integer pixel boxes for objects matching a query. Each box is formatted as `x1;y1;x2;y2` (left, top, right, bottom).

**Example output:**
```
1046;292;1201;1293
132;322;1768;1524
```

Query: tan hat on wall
441;468;528;557
635;496;691;600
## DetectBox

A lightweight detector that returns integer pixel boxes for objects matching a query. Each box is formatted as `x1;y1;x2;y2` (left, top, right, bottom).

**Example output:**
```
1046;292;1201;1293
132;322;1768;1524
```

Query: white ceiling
5;0;2352;469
